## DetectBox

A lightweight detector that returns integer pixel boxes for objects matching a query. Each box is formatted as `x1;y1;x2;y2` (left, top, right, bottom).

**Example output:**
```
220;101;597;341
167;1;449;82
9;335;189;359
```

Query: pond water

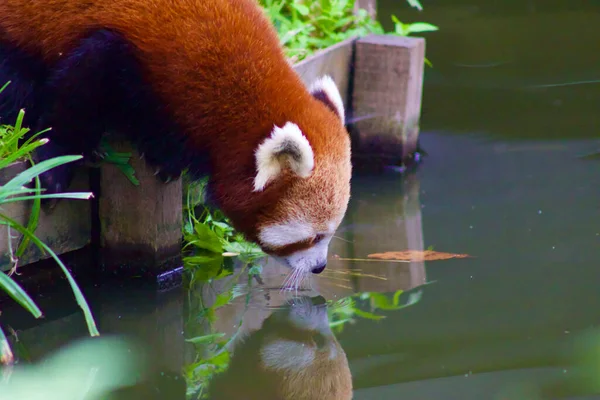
2;1;600;399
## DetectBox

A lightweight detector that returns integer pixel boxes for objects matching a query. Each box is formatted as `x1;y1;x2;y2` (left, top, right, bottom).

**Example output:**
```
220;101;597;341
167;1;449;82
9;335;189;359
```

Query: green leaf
0;325;13;365
184;255;224;281
0;80;10;95
406;0;423;11
0;155;82;193
192;222;224;253
352;308;386;321
0;271;43;318
213;291;232;309
0;140;46;170
0;213;99;337
1;192;93;204
248;264;263;276
406;22;439;34
15;173;41;259
185;333;226;346
293;3;309;15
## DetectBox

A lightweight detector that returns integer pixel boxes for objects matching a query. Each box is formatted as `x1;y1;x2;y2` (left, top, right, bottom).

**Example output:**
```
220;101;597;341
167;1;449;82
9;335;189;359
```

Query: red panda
0;0;352;276
206;295;353;400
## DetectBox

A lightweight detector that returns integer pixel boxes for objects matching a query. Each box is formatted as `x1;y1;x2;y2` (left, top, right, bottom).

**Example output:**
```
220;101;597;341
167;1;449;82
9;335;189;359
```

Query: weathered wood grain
350;34;425;166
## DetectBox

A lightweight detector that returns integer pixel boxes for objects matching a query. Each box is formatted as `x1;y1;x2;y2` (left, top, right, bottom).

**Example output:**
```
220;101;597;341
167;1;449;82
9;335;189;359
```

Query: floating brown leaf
367;250;472;261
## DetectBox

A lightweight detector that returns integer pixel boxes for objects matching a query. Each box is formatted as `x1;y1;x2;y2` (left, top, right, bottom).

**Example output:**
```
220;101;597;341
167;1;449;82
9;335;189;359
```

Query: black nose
311;263;326;274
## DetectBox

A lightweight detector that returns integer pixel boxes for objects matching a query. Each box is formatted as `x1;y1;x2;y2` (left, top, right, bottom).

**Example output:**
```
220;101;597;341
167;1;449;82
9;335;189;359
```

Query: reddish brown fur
207;300;353;400
0;0;351;244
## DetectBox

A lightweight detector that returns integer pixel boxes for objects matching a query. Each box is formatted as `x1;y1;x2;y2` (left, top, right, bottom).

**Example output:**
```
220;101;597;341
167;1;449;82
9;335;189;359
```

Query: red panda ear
309;75;345;124
253;122;315;192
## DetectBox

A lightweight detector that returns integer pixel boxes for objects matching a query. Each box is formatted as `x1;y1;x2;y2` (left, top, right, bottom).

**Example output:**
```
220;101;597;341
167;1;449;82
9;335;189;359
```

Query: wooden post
98;139;182;282
354;0;377;19
349;34;425;168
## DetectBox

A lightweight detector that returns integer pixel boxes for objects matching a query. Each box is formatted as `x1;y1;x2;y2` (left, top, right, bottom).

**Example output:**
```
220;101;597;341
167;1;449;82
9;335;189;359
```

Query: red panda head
208;74;352;274
251;76;351;276
209;75;351;278
206;295;353;400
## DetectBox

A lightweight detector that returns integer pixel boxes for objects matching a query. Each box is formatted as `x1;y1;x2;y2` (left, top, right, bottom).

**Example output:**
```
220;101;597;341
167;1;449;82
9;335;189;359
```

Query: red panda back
0;0;309;149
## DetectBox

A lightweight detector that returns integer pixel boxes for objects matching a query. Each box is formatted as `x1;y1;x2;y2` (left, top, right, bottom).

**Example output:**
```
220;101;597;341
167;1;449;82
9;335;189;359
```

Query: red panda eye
314;234;325;244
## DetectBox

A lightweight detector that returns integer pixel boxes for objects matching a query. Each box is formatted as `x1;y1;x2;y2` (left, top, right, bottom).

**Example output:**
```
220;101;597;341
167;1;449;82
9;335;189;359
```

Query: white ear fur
253;122;315;192
309;75;345;124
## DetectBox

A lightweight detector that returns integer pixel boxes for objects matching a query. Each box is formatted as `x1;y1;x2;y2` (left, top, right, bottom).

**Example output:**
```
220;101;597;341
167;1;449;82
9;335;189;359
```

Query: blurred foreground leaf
0;336;146;400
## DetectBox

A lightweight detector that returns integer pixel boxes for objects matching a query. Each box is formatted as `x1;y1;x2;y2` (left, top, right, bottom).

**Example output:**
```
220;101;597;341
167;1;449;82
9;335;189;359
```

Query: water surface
2;1;600;399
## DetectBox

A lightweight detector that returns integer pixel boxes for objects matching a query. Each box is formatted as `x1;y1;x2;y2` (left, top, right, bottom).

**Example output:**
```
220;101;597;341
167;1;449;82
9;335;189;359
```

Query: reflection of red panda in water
0;0;352;275
206;295;353;400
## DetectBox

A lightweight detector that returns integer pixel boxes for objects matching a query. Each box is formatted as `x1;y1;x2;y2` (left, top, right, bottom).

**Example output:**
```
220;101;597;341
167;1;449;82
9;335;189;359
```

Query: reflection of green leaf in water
185;255;224;282
248;264;263;276
214;292;233;309
184;347;231;399
0;325;13;366
360;290;407;311
328;284;431;333
186;333;227;346
578;150;600;160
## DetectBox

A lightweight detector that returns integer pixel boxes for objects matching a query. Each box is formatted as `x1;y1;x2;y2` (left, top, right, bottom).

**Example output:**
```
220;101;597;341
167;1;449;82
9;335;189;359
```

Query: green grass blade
0;213;100;337
0;140;46;170
0;324;13;365
12;109;25;137
0;192;93;204
0;270;43;318
15;173;41;258
0;187;38;197
17;128;51;151
1;155;82;191
0;80;10;95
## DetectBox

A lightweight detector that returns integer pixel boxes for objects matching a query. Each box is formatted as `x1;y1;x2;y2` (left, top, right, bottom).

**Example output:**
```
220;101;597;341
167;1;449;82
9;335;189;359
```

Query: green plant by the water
0;81;99;365
259;0;439;63
182;176;265;282
182;267;429;399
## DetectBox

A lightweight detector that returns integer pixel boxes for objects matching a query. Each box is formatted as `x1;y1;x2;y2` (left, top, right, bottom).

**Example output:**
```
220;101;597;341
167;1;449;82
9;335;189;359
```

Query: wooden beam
349;34;425;168
98;139;182;281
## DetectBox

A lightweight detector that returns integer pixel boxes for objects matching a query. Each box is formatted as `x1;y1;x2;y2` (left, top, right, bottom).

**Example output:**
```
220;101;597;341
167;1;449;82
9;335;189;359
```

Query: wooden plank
349;34;425;167
293;37;356;112
0;161;91;272
98;139;182;280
